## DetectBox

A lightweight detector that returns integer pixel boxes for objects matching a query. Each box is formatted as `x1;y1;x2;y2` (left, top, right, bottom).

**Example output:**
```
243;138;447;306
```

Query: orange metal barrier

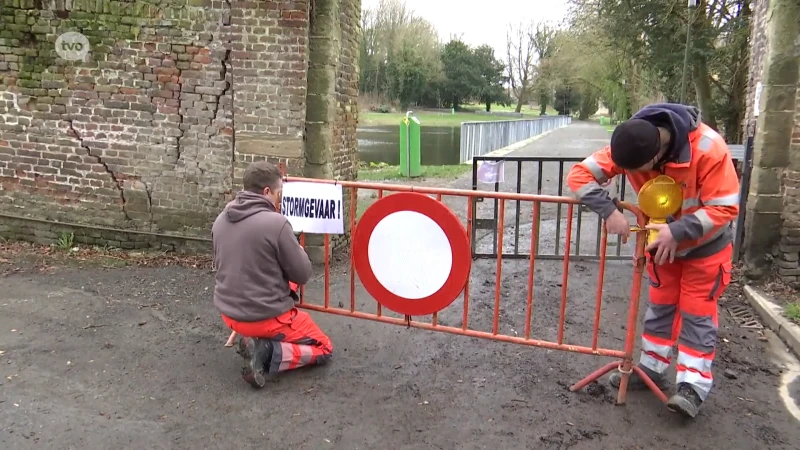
279;176;666;405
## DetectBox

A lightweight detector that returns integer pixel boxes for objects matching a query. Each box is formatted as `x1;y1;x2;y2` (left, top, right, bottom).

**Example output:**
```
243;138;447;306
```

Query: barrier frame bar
283;175;668;406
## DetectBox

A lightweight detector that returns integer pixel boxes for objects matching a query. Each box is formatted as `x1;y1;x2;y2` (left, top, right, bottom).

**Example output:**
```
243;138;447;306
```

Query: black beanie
610;119;661;169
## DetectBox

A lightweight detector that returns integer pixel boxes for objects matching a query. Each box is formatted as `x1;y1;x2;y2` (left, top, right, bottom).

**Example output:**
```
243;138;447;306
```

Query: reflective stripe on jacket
566;123;740;259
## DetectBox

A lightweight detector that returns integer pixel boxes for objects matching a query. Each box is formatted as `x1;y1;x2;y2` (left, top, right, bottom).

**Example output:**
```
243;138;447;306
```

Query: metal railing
470;156;635;261
733;136;754;261
279;176;663;406
471;152;751;262
459;116;572;163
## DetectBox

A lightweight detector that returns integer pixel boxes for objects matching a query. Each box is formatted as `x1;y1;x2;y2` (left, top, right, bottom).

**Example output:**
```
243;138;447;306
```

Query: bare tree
531;23;558;114
506;22;537;113
375;0;412;59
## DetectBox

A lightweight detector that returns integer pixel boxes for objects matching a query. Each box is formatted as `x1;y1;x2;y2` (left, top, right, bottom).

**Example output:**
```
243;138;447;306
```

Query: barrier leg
569;361;618;392
631;365;669;404
572;226;670;405
615;360;633;405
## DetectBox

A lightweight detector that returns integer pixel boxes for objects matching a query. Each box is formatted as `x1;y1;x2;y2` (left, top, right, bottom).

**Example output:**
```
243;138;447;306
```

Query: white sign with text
281;182;344;234
754;82;763;117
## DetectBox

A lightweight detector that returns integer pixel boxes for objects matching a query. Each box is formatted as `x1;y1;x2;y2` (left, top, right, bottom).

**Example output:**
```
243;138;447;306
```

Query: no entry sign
352;192;471;316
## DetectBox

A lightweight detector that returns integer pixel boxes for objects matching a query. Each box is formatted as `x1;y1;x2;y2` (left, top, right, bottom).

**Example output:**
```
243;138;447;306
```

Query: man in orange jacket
566;103;740;418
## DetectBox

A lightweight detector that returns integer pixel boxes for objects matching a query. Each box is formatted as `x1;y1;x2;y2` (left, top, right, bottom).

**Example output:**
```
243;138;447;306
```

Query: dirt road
2;122;799;449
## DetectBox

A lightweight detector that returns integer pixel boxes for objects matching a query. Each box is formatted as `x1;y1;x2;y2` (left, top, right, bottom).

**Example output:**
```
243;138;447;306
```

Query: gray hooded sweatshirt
212;191;312;322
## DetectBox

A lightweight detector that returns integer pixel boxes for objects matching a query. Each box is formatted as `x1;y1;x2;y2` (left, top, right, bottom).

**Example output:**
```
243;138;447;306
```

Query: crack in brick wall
65;118;132;221
0;0;360;248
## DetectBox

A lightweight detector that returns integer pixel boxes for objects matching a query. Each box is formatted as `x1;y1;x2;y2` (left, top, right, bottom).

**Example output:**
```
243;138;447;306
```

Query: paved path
1;122;798;449
461;121;637;260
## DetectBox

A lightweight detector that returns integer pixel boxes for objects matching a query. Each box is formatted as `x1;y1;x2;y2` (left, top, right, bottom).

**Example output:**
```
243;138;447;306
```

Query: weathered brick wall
0;215;211;252
332;0;359;252
742;0;800;280
334;0;359;182
299;0;360;261
777;81;800;282
232;0;309;181
0;0;360;251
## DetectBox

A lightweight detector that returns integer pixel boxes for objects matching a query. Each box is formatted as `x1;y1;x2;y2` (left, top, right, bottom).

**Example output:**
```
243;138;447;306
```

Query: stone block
778;267;800;277
235;133;303;158
763;84;798;113
306;65;336;95
743;211;782;266
306;93;335;123
746;193;784;214
754;111;794;167
782;252;800;262
777;257;800;269
304;244;326;265
748;166;783;195
304;121;333;166
779;241;800;253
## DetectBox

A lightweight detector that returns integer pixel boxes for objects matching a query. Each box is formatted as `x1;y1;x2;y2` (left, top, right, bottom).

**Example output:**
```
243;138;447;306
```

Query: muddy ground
2;123;799;449
1;250;799;450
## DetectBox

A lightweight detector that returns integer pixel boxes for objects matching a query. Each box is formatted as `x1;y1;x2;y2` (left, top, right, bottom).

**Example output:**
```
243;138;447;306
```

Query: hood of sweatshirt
224;191;277;223
632;103;701;163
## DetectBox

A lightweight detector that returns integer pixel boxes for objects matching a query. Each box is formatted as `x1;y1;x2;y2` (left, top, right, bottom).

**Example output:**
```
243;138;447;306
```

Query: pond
357;125;461;166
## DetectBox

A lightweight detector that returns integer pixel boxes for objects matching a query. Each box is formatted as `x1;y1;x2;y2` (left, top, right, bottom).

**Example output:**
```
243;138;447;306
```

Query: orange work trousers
222;308;333;374
640;244;733;401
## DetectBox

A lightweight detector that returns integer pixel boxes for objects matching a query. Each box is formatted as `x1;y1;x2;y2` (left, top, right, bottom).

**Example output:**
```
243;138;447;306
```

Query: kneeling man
212;161;333;388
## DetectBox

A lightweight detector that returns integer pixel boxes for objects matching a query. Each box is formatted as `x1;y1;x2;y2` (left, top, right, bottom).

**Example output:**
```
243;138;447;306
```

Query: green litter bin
399;111;421;178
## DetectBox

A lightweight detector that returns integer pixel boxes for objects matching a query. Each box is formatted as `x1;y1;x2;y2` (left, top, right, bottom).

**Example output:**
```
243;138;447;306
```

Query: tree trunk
722;0;750;144
539;94;547;115
693;59;718;130
485;100;491;112
515;83;528;113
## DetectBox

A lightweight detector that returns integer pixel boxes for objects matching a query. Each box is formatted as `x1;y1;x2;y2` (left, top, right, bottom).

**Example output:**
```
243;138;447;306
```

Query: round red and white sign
352;192;471;316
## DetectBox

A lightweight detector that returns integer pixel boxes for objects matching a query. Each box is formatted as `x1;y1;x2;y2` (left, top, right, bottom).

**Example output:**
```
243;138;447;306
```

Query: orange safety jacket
567;115;740;259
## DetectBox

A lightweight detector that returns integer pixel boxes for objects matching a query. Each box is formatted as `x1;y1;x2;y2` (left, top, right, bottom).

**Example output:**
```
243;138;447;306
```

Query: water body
357;125;461;165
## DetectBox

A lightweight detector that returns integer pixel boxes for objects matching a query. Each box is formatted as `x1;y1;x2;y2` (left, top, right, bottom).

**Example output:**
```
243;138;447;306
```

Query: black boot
667;383;704;418
609;365;670;391
236;337;272;389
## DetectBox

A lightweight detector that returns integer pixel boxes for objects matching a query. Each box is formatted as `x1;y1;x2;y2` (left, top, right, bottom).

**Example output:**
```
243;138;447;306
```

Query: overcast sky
361;0;571;57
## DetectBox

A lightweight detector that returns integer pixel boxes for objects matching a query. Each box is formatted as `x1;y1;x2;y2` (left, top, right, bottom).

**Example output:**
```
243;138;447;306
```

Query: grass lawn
357;164;470;181
353;164;471;219
786;302;800;323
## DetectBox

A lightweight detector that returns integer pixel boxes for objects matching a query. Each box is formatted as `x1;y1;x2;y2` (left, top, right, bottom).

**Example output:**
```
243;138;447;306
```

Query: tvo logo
55;32;90;61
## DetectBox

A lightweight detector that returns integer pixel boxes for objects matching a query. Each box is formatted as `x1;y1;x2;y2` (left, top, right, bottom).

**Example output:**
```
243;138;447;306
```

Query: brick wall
777;78;800;282
0;215;211;253
0;0;360;250
332;0;359;253
742;0;800;280
334;0;359;182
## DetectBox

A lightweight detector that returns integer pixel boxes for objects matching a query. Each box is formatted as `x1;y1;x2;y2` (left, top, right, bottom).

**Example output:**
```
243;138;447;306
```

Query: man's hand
645;223;679;265
605;209;631;244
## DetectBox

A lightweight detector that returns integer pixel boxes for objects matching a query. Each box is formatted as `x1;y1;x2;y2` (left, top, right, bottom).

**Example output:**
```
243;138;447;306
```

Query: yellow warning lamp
636;175;683;246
